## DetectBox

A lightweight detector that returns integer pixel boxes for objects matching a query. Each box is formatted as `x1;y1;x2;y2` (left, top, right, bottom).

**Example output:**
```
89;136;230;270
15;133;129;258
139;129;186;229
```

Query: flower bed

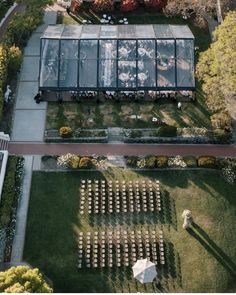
125;155;236;178
0;156;24;262
44;129;108;143
124;128;232;144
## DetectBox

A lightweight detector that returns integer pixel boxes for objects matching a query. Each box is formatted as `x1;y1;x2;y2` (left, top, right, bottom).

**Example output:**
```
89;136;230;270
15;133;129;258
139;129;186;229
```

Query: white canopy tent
132;258;157;284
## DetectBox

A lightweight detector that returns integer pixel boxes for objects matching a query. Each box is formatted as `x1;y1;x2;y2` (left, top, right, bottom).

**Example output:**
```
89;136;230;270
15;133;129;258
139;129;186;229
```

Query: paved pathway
8;143;236;157
10;12;57;265
11;11;57;143
11;156;33;264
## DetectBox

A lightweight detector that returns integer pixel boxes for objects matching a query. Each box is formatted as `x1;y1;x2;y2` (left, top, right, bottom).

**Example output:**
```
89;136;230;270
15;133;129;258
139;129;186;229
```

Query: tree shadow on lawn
187;223;236;278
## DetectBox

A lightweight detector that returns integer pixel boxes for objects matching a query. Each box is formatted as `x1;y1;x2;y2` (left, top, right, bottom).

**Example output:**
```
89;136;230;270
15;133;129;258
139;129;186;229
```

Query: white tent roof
132;258;157;284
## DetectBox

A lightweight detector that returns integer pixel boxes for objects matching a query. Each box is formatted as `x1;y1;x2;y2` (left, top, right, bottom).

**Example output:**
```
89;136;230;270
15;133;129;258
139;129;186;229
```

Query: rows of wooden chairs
79;179;161;215
77;227;165;269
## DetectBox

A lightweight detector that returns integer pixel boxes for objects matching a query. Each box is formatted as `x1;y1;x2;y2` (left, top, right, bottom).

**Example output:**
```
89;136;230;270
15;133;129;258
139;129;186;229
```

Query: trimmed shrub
145;156;156;168
210;111;232;131
7;45;22;77
68;155;80;169
157;125;177;137
79;157;93;169
126;156;138;167
0;156;21;227
156;156;168;168
212;128;232;143
120;0;138;12
183;156;197;167
130;130;142;138
93;0;114;12
59;127;73;138
198;156;216;168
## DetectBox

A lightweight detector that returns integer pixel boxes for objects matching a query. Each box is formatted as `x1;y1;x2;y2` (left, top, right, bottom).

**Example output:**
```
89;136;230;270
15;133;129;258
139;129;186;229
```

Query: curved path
9;143;236;156
0;3;26;41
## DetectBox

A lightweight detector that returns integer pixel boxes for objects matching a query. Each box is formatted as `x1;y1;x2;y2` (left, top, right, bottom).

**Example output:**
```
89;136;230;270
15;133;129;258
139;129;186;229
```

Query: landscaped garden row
41;153;236;185
0;155;24;265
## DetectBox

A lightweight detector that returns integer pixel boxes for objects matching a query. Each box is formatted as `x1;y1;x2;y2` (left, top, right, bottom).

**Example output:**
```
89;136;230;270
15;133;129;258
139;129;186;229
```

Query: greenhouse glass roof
39;24;195;91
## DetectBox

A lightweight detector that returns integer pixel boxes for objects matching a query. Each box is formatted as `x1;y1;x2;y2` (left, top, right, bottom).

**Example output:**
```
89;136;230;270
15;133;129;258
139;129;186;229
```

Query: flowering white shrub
137;158;146;168
177;127;209;138
222;167;236;184
57;153;74;168
168;155;187;168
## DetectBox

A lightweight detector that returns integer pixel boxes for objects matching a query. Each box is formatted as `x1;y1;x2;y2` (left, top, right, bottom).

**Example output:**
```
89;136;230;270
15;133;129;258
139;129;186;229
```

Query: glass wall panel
59;39;78;88
176;39;195;87
79;40;98;88
118;40;136;88
99;40;117;88
156;39;175;87
137;40;156;87
39;39;59;88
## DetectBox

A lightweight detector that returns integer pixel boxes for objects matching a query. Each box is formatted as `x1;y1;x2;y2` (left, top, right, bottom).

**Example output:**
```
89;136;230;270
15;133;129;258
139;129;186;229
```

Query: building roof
41;24;195;40
39;25;195;91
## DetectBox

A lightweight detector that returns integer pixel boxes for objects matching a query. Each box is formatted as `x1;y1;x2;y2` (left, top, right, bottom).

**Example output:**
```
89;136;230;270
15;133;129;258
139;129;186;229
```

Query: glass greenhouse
39;24;195;91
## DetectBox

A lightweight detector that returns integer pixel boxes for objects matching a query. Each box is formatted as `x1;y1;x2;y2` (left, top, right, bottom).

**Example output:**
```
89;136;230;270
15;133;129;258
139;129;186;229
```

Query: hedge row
0;46;7;122
125;155;218;169
0;156;24;228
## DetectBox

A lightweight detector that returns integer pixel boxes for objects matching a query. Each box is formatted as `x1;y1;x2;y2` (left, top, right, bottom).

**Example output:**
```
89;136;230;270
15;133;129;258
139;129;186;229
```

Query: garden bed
44;129;108;143
0;156;24;263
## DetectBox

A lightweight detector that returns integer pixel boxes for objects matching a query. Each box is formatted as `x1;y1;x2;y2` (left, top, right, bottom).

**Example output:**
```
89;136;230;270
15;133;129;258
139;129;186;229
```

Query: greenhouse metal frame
39;24;195;92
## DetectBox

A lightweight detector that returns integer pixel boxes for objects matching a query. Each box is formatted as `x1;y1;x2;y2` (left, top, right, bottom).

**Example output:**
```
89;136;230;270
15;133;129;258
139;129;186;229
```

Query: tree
0;266;53;293
144;0;167;11
120;0;138;12
164;0;217;24
93;0;114;12
196;11;236;112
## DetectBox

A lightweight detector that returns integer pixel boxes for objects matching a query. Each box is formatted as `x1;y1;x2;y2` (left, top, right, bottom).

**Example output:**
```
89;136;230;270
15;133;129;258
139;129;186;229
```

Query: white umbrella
132;258;157;284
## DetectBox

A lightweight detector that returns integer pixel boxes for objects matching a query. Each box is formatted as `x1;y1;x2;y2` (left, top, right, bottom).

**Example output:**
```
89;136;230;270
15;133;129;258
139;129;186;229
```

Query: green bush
130;130;142;138
210;111;232;130
156;156;168;167
0;45;8;122
157;125;177;137
59;126;73;138
145;156;156;168
126;156;139;167
183;156;197;167
7;45;22;77
0;156;21;227
198;156;216;168
79;157;93;169
212;129;232;143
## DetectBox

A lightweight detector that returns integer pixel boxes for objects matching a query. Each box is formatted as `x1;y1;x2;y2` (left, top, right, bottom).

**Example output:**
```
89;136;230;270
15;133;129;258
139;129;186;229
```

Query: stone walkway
10;11;57;265
8;143;236;157
11;11;57;143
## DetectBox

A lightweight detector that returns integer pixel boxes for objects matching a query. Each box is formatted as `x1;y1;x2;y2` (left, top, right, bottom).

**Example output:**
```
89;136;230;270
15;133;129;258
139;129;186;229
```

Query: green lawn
24;169;236;293
46;96;211;130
